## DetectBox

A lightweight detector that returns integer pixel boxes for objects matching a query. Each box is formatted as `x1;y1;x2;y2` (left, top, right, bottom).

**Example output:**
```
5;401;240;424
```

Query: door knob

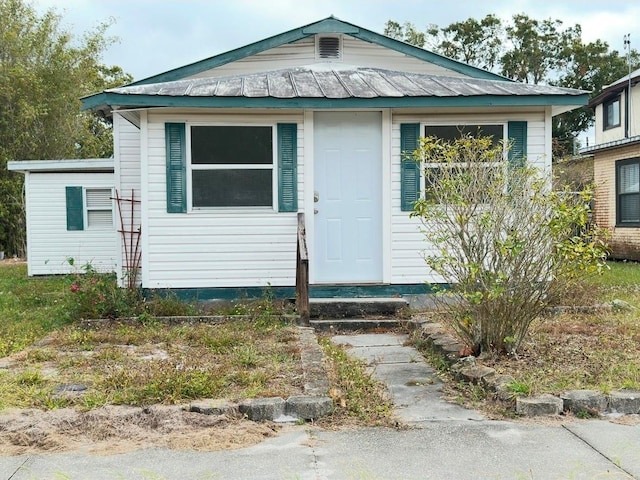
314;191;319;203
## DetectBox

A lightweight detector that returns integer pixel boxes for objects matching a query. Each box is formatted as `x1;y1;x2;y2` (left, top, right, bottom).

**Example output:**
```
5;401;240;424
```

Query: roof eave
81;92;589;111
8;158;114;173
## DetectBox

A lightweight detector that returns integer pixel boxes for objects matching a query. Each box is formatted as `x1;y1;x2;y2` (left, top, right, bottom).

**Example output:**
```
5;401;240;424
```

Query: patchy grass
0;320;303;410
319;337;394;426
0;262;70;357
0;263;305;411
414;261;640;409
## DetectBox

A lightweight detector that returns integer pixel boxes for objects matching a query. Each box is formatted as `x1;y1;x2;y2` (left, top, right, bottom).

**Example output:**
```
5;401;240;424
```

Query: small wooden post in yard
296;212;310;325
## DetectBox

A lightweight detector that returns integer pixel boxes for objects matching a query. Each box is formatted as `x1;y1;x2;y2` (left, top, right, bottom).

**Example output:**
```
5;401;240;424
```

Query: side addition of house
582;68;640;260
11;17;588;299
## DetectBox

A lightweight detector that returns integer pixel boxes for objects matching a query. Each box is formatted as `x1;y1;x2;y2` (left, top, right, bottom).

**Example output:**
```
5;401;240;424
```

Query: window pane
192;169;272;207
191;126;273;165
605;98;620;128
424;124;503;147
86;188;112;209
619;163;639;194
87;210;113;228
620;193;640;223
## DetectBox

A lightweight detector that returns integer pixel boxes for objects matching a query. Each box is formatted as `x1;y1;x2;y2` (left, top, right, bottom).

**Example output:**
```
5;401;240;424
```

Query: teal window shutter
277;123;298;212
165;122;187;213
508;121;527;167
400;123;420;212
66;186;84;231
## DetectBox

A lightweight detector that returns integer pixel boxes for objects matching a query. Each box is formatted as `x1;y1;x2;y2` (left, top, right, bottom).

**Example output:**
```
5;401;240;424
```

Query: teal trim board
82;92;589;112
144;284;438;302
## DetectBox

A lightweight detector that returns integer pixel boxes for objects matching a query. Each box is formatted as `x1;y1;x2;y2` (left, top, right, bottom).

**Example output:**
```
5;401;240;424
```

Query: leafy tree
0;0;131;256
411;135;607;355
383;20;425;47
425;15;503;71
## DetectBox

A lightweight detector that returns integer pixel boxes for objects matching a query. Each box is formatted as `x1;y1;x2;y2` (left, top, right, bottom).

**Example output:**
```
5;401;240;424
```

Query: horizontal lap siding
144;114;304;289
593;144;640;260
189;36;464;79
114;114;142;283
390;112;547;284
26;173;117;275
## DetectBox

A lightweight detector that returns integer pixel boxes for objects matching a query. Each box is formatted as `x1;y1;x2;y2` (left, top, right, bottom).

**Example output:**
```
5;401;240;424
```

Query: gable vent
318;36;341;60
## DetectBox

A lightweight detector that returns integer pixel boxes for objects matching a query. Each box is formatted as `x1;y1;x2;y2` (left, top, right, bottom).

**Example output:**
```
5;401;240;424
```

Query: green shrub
66;263;142;320
411;135;608;355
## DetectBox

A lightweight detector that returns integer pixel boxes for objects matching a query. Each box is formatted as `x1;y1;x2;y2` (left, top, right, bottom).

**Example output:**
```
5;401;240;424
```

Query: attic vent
317;36;341;60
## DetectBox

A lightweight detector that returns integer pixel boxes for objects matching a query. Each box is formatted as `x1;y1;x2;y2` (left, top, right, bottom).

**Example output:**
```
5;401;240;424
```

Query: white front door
313;112;382;283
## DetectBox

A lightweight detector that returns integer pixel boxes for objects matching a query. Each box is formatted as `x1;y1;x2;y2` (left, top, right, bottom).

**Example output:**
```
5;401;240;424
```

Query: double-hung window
190;125;274;208
422;124;505;200
604;96;621;130
617;158;640;226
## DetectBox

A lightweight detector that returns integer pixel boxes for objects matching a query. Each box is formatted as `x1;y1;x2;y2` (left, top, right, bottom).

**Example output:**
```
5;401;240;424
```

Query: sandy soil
0;405;285;456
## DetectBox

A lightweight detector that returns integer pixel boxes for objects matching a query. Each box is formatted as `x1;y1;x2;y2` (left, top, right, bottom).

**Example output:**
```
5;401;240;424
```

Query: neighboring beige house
582;68;640;260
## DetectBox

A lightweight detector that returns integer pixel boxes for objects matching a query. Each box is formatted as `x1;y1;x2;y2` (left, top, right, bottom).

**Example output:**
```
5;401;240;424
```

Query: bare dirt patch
0;405;283;455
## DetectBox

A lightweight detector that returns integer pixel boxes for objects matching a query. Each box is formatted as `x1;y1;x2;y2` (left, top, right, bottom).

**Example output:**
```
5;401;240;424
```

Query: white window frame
84;187;115;230
604;95;621;130
418;122;507;196
186;122;278;212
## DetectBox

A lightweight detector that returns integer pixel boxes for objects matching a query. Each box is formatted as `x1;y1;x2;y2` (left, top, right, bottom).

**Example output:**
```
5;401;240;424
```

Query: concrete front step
310;297;409;319
310;318;419;332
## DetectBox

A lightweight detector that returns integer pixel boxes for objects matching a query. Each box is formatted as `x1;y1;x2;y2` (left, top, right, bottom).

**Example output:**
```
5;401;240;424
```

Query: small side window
85;188;114;229
604;96;621;130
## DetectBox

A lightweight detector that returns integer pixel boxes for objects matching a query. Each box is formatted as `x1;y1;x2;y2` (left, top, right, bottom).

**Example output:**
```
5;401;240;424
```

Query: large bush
412;135;608;355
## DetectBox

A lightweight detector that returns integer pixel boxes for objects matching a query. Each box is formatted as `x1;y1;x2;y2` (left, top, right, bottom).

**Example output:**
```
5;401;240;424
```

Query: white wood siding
25;172;117;275
114;113;142;283
390;111;548;284
189;35;467;80
143;112;304;289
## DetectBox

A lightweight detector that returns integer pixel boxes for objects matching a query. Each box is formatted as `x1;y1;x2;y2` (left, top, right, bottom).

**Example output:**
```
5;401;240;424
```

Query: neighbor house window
422;124;504;199
617;158;640;226
190;126;274;208
604;96;621;130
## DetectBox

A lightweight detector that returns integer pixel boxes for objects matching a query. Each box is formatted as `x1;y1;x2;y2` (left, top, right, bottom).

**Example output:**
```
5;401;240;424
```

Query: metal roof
107;66;586;100
579;135;640;155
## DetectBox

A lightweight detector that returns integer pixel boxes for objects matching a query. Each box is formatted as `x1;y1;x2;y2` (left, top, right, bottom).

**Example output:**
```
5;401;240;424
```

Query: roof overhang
82;67;588;116
580;135;640;155
84;92;589;111
8;159;114;173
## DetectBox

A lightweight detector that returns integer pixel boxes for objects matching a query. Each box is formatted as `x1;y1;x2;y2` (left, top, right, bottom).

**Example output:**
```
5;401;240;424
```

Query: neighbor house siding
113;113;142;283
390;111;548;284
142;112;304;289
188;35;468;80
593;143;640;260
25;172;117;275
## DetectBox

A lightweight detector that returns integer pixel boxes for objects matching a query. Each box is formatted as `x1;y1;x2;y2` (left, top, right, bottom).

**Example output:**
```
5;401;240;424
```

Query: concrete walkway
332;333;483;423
1;332;639;479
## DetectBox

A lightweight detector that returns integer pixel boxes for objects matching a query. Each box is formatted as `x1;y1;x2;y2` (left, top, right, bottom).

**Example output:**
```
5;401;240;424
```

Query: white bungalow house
581;68;640;260
11;17;587;300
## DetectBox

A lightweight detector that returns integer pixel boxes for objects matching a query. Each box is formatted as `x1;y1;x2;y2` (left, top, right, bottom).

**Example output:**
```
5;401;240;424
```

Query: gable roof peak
125;16;509;88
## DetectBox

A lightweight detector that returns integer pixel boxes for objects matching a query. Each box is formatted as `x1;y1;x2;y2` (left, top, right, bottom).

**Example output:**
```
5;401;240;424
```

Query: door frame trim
304;109;391;284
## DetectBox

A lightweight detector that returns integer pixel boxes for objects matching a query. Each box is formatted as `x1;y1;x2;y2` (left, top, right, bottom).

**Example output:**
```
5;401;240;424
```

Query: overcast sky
30;0;639;82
